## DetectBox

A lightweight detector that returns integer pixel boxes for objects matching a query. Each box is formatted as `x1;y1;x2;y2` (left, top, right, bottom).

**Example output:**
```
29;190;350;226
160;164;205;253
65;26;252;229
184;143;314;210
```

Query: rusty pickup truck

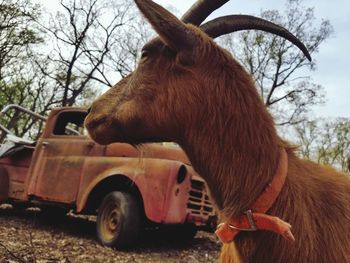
0;104;216;248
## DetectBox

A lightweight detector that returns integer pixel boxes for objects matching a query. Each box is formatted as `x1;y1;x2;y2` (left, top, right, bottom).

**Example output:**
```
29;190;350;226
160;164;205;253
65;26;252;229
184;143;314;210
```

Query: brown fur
85;0;350;262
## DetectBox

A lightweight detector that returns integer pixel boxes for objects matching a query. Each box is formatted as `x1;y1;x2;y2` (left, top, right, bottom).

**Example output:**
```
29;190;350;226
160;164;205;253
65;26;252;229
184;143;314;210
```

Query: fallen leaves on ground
0;205;220;263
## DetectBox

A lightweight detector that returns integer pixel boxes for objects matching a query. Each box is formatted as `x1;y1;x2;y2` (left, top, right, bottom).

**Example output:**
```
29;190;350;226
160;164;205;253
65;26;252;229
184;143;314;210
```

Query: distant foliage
294;118;350;173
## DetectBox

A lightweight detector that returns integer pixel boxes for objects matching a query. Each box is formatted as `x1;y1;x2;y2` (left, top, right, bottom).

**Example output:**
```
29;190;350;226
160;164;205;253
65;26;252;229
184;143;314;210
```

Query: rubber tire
96;191;140;249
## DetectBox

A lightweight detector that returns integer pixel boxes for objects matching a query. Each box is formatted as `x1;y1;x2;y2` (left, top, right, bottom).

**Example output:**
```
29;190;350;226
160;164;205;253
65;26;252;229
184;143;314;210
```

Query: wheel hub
108;210;119;230
101;204;122;241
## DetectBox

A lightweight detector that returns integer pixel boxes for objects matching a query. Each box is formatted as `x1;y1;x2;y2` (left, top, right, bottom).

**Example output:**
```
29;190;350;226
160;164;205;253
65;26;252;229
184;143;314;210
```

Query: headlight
177;165;187;184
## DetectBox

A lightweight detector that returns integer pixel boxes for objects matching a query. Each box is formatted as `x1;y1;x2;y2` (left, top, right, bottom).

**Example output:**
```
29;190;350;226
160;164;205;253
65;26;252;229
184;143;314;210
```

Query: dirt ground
0;205;221;263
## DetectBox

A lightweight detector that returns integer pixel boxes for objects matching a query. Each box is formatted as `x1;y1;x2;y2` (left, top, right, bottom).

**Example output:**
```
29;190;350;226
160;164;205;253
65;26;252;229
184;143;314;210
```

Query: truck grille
187;178;215;217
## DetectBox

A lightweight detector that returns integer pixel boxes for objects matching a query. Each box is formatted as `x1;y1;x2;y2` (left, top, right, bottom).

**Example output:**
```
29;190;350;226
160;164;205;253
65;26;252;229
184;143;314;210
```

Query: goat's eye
141;49;149;59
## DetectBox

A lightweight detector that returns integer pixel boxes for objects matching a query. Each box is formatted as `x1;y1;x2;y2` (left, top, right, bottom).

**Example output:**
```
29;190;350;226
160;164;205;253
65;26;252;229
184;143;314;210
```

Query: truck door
27;110;96;204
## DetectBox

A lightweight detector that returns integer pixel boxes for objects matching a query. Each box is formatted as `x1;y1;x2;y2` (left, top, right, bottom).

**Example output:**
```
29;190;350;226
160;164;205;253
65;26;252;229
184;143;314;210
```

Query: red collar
215;148;295;243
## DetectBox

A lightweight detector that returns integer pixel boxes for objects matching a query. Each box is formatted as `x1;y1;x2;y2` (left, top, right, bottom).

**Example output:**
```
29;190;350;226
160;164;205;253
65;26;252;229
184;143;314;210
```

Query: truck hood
104;143;191;165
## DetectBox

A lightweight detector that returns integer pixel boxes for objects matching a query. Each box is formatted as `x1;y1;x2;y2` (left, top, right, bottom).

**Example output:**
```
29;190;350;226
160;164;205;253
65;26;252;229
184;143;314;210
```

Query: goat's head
85;0;311;145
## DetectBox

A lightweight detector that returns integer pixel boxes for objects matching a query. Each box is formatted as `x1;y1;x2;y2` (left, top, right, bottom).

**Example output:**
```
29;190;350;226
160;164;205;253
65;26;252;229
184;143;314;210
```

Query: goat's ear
135;0;197;56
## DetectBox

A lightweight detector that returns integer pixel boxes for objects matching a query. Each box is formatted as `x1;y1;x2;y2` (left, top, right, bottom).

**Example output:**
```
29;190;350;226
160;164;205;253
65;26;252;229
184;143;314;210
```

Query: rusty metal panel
76;155;186;223
0;146;33;200
162;164;191;223
27;138;94;203
135;161;182;223
33;157;84;203
8;181;25;200
104;143;141;157
0;146;33;171
1;164;28;184
105;143;191;164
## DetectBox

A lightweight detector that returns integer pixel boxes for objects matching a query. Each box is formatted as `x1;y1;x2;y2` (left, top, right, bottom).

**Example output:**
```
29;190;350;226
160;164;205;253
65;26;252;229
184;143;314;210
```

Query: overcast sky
39;0;350;119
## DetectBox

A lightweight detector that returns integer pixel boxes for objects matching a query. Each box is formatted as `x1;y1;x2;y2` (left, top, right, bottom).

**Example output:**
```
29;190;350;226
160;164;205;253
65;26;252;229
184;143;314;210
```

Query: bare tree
0;0;151;140
105;14;153;78
220;0;333;126
37;0;133;106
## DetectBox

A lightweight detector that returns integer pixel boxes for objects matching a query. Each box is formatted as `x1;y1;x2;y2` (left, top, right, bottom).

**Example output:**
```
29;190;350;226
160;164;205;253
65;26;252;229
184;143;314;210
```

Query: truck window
53;111;87;136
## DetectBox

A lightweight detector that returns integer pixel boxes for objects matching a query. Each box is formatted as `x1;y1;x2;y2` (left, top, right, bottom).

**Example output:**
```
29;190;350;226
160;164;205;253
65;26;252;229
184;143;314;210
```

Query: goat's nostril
86;107;91;114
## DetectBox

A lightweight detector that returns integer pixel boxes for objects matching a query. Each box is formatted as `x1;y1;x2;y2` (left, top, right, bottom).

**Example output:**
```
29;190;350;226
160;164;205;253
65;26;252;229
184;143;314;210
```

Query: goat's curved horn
181;0;229;26
200;15;312;61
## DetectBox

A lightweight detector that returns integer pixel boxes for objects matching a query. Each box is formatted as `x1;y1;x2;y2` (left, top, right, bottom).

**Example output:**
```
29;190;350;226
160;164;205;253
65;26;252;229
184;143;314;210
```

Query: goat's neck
179;72;281;219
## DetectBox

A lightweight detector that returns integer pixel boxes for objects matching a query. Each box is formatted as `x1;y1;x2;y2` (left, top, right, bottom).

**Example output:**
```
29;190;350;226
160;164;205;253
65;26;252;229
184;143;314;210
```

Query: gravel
0;205;220;263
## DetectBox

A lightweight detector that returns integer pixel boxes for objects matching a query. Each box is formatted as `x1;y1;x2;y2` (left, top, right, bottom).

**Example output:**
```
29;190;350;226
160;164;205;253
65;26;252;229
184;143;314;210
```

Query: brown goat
85;0;350;262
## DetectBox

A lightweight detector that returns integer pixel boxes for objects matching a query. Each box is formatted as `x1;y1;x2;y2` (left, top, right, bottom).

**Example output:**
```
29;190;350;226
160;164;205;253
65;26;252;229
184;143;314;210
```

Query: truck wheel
96;191;140;249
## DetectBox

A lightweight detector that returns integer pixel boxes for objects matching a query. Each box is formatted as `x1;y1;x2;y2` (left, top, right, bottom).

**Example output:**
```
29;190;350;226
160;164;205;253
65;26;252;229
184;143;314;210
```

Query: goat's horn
181;0;230;26
200;15;312;61
135;0;197;51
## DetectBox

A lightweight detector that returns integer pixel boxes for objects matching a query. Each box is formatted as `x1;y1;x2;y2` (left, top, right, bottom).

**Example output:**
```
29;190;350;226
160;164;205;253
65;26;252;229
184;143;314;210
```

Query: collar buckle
225;210;257;232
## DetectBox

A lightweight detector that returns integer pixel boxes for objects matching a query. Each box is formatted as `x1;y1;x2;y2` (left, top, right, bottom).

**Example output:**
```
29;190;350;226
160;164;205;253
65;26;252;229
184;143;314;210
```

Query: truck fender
76;172;143;214
0;166;9;201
